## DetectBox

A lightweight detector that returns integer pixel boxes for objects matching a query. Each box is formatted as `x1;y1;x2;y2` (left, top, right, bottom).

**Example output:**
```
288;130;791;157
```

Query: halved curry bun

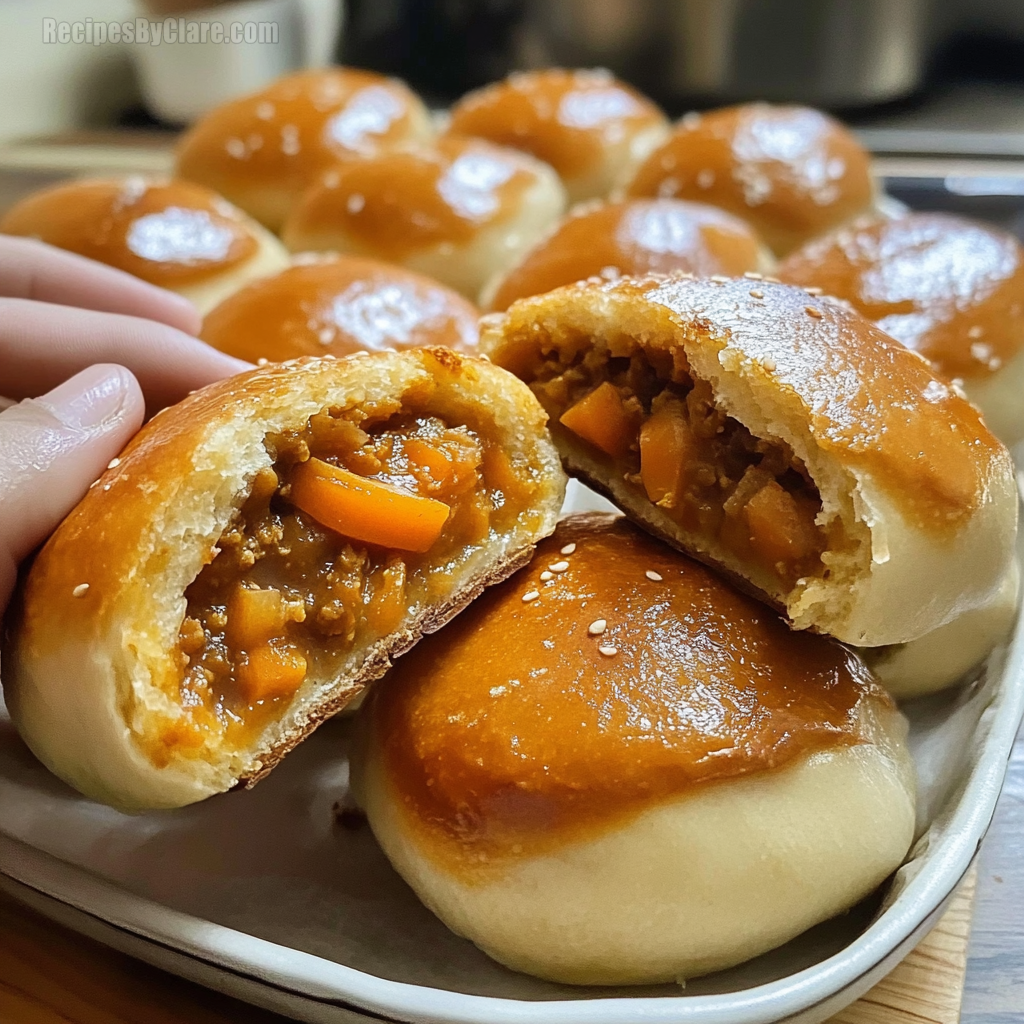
480;274;1018;646
350;513;916;986
3;350;565;812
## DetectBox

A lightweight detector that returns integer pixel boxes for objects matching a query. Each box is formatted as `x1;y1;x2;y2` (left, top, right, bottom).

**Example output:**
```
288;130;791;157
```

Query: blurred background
5;0;1024;231
3;0;1024;132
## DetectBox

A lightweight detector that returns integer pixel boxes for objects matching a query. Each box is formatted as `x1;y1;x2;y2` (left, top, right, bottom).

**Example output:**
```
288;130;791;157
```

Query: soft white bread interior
481;275;1018;646
3;350;565;812
866;559;1020;699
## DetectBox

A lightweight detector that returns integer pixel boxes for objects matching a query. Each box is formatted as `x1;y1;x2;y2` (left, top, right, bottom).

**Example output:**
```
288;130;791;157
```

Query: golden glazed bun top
626;104;875;256
777;212;1024;381
445;68;668;200
366;513;887;872
201;256;480;361
0;177;262;285
486;197;767;311
487;275;1009;539
175;68;433;229
282;136;551;257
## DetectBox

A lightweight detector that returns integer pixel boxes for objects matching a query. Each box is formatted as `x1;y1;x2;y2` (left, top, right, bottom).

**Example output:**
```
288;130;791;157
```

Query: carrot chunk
744;480;820;566
237;642;307;703
403;437;454;486
290;457;450;552
639;399;694;505
559;382;639;459
227;586;286;652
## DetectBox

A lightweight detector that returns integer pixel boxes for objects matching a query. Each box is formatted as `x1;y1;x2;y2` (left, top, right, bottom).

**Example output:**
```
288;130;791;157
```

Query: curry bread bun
351;513;916;985
176;68;434;232
778;212;1024;447
483;197;772;312
626;104;876;256
282;137;566;301
4;351;566;812
202;255;480;363
445;68;669;204
481;275;1018;647
0;176;288;316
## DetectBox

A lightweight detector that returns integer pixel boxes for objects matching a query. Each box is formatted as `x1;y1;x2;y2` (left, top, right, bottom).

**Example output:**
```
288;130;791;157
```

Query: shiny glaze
446;68;665;181
488;198;764;311
0;177;258;284
284;138;540;258
626;104;874;255
777;213;1024;380
371;514;877;870
201;256;480;360
176;68;427;195
601;276;1003;535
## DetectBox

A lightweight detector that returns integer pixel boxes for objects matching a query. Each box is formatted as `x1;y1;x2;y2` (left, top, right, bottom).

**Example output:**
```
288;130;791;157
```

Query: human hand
0;236;251;611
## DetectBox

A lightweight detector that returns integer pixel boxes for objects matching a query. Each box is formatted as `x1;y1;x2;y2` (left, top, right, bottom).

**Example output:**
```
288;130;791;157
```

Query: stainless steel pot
516;0;935;107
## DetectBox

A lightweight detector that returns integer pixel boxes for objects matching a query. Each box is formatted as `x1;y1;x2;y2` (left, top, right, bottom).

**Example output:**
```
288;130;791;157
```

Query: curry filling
531;345;828;589
167;407;532;760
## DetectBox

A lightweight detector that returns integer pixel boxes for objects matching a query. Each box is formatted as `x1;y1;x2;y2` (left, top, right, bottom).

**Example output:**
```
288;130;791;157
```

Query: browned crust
244;542;535;784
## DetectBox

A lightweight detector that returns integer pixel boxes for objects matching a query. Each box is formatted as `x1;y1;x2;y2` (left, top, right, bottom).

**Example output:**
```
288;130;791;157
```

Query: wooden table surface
1;725;1021;1024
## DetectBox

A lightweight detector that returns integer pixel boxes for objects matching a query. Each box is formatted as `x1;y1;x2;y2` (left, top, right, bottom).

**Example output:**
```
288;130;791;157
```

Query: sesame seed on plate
549;560;570;573
749;289;764;299
522;590;540;602
744;271;763;280
540;571;554;581
588;619;607;636
804;286;823;296
645;570;663;581
107;458;120;470
598;645;618;657
560;543;576;555
72;583;90;598
805;306;822;318
710;274;730;283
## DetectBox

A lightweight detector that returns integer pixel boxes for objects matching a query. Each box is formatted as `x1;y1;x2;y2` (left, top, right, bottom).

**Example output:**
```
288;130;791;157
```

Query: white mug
132;0;342;124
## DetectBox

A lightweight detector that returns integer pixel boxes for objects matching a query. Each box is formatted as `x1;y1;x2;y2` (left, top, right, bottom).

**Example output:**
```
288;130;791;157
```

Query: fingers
0;236;202;335
0;298;250;411
0;364;145;611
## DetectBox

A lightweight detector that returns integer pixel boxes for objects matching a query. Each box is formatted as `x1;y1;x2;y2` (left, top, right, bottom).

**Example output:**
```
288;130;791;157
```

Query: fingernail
36;364;134;430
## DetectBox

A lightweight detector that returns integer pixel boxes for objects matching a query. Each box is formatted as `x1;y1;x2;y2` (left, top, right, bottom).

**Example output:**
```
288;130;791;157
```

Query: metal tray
0;168;1021;1023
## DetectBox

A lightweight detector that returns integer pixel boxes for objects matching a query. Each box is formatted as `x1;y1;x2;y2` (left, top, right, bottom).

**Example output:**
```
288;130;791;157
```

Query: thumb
0;364;144;612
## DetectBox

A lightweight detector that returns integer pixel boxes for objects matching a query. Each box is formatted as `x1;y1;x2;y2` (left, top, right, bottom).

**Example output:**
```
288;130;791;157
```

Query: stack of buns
2;63;1021;991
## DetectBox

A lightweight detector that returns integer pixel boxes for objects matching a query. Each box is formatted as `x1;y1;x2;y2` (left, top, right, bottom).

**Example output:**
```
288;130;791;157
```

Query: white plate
0;480;1021;1024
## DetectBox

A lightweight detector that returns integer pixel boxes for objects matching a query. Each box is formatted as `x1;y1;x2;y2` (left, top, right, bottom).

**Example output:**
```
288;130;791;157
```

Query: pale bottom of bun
283;175;567;302
965;344;1024;449
352;702;915;986
177;226;291;317
866;559;1020;699
570;122;670;205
